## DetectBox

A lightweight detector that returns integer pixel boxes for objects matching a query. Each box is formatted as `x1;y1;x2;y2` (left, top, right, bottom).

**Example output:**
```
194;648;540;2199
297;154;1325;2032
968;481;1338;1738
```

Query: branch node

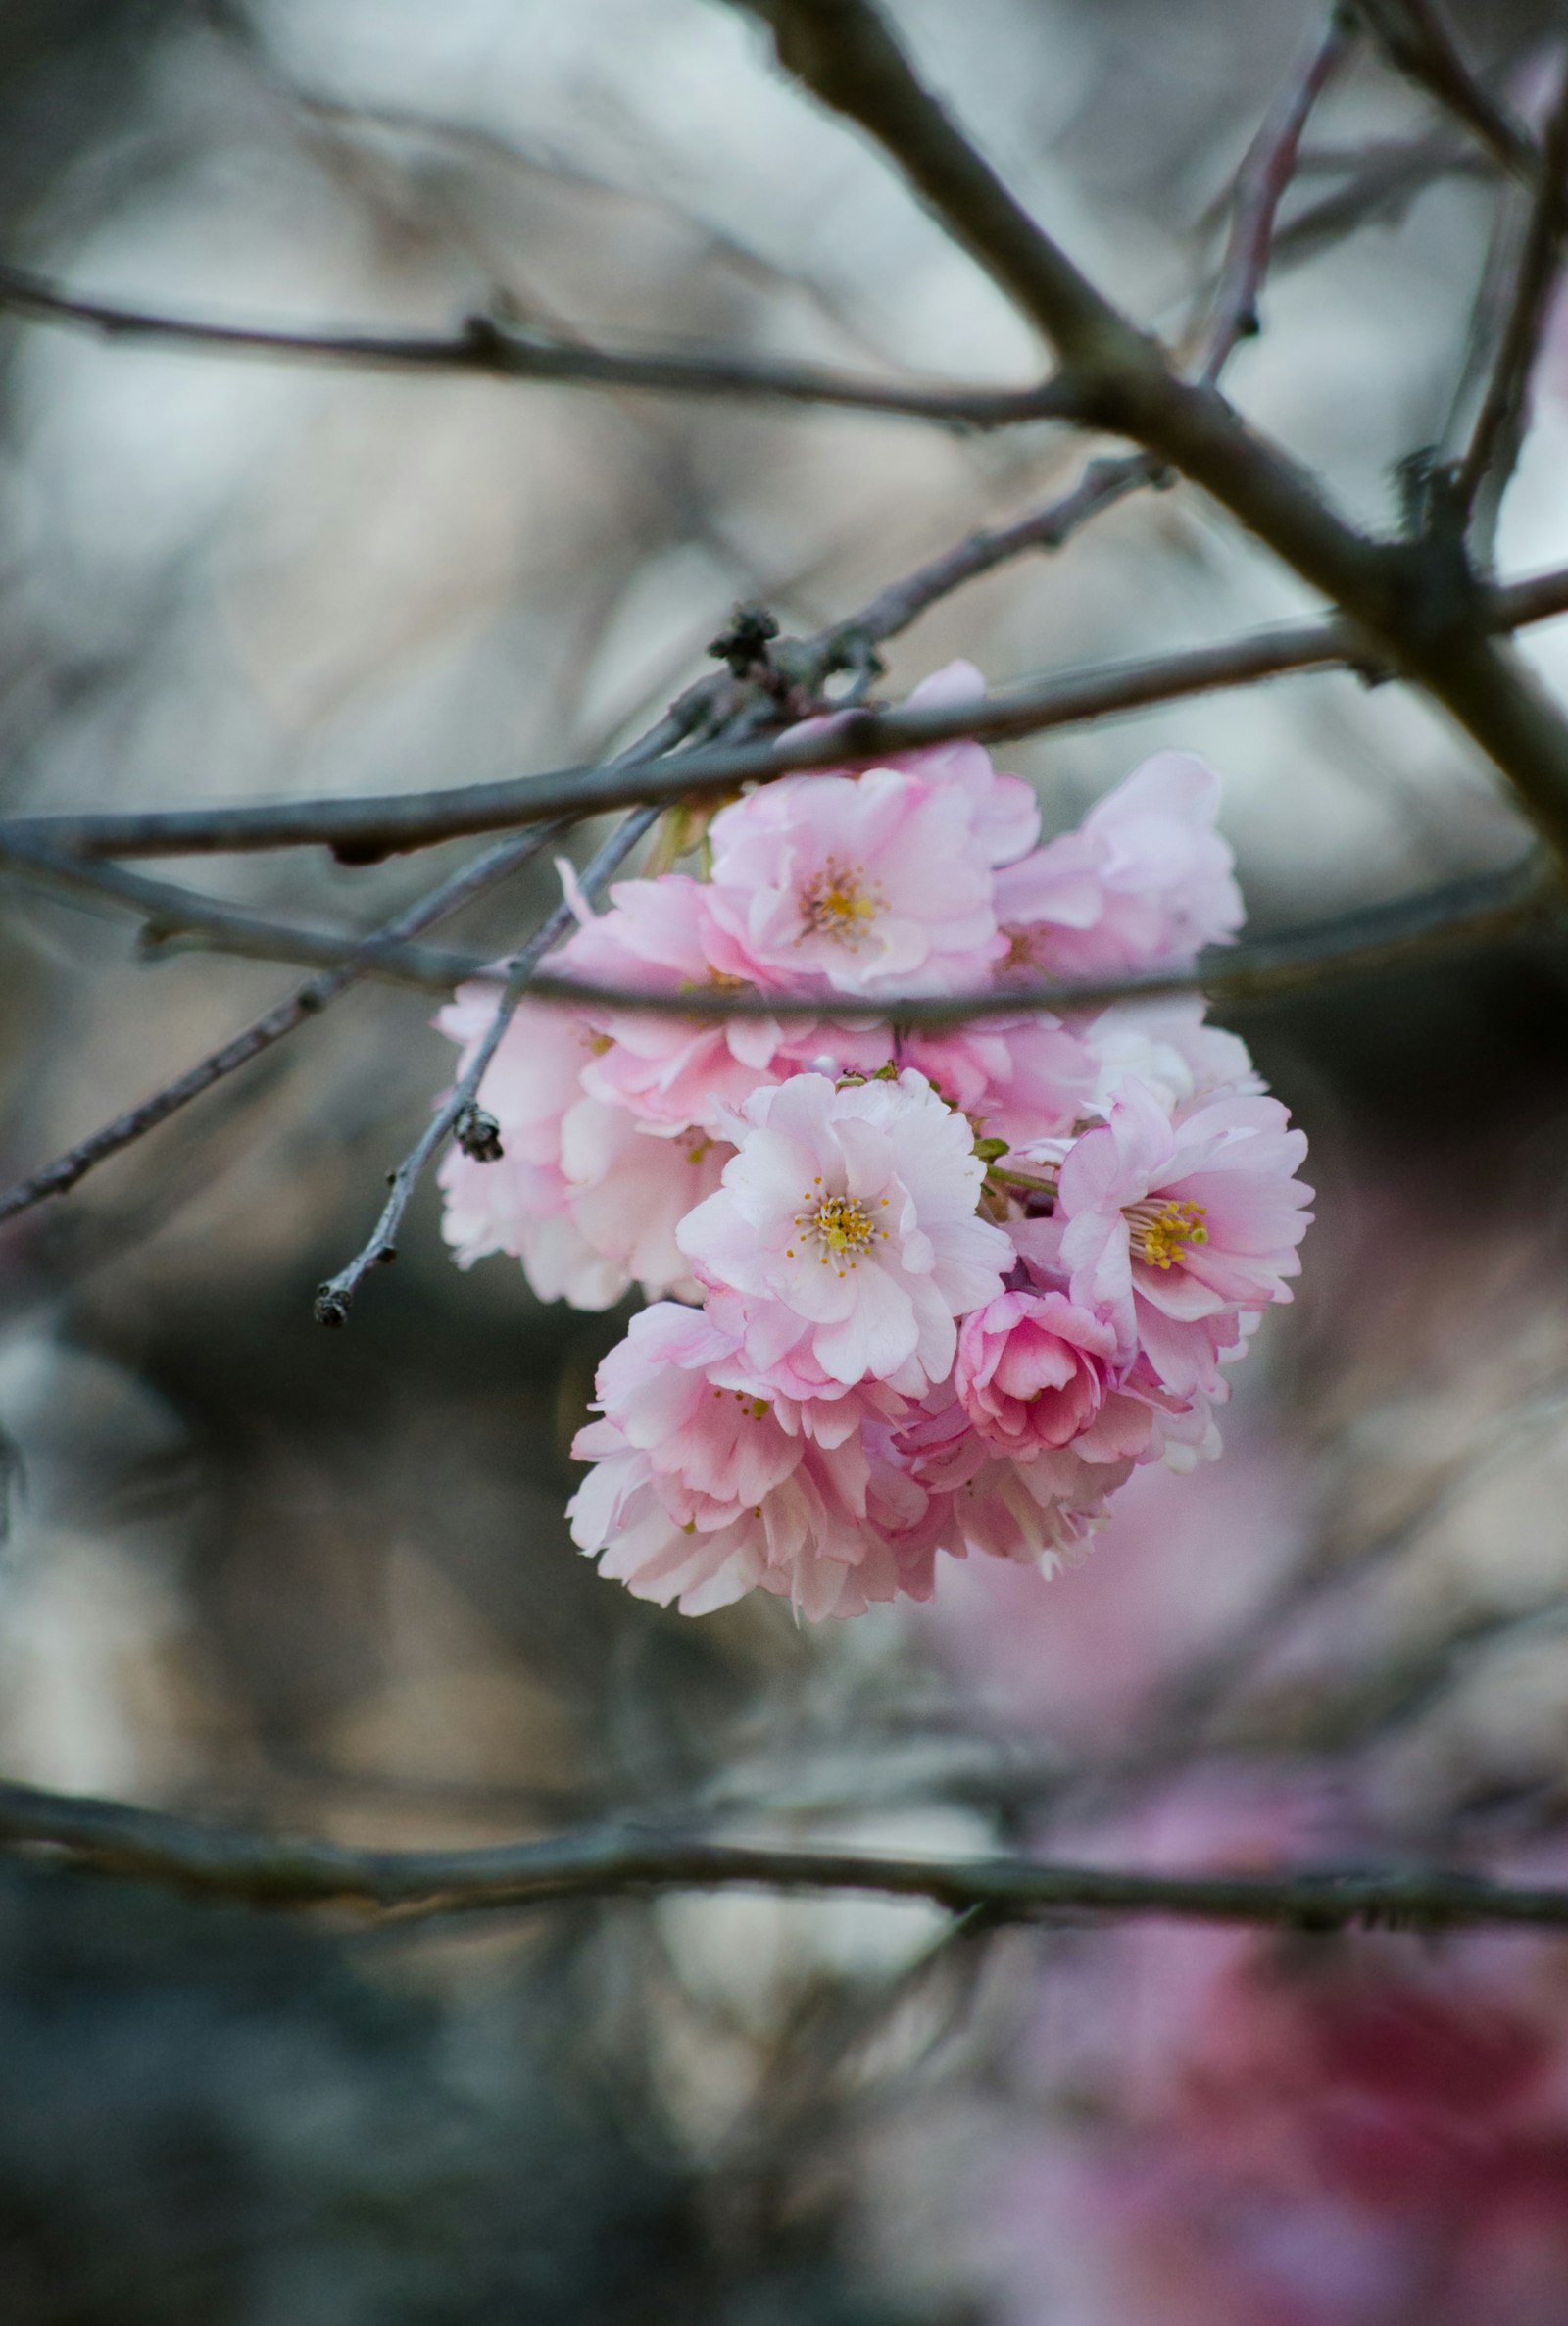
452;1102;504;1163
708;603;780;677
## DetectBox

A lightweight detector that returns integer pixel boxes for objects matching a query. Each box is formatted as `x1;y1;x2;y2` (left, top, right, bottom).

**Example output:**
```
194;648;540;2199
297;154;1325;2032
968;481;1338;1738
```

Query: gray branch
14;559;1568;864
2;1776;1567;1934
0;257;1081;431
0;825;568;1227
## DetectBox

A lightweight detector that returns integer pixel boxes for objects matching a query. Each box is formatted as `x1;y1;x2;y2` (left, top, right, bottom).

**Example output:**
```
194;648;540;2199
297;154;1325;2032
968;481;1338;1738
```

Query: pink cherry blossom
677;1069;1011;1395
435;658;1312;1621
956;1289;1121;1456
704;766;1003;997
1057;1078;1312;1396
879;659;1042;867
567;1301;934;1617
892;1375;1150;1571
767;659;1041;873
561;874;790;1131
995;752;1244;981
1079;995;1259;1116
436;981;729;1309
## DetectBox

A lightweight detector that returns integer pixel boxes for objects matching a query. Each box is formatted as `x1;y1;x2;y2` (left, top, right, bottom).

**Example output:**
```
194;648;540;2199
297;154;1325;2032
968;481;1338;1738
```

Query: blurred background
5;0;1568;2318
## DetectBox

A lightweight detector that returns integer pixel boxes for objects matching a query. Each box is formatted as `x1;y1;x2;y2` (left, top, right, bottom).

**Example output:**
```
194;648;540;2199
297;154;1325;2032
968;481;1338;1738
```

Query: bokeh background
6;1;1568;2318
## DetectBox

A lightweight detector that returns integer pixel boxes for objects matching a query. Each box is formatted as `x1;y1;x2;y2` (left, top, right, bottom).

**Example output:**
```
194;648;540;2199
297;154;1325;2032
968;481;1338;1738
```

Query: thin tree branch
0;257;1081;432
1455;58;1568;544
1197;10;1355;386
0;623;1351;861
0;825;568;1229
1352;0;1538;185
1272;126;1488;266
521;853;1560;1026
17;558;1568;866
12;849;1548;1022
731;0;1568;867
801;452;1167;679
312;802;662;1326
0;831;485;989
1;1776;1566;1934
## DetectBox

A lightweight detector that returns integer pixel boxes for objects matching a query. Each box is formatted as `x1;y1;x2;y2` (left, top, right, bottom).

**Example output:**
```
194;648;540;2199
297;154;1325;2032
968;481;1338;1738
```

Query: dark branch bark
2;1776;1566;1934
0;621;1350;859
1351;0;1537;184
0;831;506;988
1456;61;1568;546
733;0;1568;866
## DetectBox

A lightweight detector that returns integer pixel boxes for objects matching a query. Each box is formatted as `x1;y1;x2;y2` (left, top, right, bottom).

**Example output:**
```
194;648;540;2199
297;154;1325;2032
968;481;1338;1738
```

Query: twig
1;1776;1567;1933
1455;59;1568;545
522;852;1561;1025
1351;0;1538;185
0;831;483;989
0;257;1081;432
312;802;661;1326
12;849;1547;1023
16;557;1568;866
0;622;1351;861
0;826;568;1229
802;453;1166;679
1272;125;1488;265
731;0;1568;866
1198;10;1355;385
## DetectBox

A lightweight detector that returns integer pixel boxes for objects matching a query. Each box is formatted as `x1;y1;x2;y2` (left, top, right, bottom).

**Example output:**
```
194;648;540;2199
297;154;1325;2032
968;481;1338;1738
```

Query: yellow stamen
794;1191;877;1262
800;857;886;951
1126;1196;1209;1270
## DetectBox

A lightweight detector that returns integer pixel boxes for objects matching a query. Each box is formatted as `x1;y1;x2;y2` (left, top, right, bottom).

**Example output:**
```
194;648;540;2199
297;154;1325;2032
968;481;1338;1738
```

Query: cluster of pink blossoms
437;664;1312;1619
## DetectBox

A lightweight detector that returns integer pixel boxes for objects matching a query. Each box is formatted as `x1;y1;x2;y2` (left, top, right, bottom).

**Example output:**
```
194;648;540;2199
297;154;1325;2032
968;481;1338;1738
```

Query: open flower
434;655;1309;1620
705;766;1002;996
1057;1078;1312;1396
436;981;730;1309
562;873;790;1132
956;1290;1122;1457
995;752;1244;981
678;1069;1011;1395
877;659;1042;867
567;1301;933;1617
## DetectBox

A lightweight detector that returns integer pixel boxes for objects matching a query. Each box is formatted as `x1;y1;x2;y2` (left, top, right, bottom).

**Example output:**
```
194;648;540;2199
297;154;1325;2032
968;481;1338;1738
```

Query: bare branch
731;0;1568;868
1352;0;1537;185
522;852;1560;1025
0;826;568;1230
1455;59;1568;545
0;257;1081;432
0;831;483;988
15;557;1568;866
0;622;1350;861
802;452;1167;677
2;1774;1567;1934
1198;10;1355;385
1272;126;1488;266
313;802;662;1326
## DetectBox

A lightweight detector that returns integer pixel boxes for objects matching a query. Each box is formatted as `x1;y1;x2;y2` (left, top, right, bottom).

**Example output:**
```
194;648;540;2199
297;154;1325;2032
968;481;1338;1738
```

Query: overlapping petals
436;662;1312;1616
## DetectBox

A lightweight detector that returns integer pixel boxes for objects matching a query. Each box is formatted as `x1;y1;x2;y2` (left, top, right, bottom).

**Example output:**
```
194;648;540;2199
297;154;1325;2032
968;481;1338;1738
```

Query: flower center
1125;1196;1209;1270
800;857;886;950
786;1183;891;1272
